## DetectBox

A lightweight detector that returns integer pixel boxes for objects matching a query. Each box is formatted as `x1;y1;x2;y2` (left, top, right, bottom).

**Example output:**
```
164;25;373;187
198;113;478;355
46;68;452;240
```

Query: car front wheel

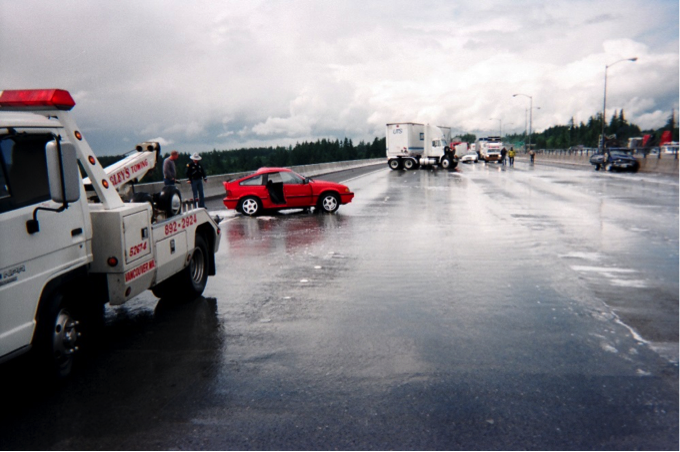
318;192;340;213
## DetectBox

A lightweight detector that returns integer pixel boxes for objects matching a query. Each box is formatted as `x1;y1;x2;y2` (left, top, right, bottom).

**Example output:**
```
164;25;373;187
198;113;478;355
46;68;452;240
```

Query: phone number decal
164;214;198;236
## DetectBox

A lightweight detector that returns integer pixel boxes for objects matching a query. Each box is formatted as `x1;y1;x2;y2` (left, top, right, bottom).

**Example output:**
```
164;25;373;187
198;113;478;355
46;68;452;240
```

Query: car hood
309;179;351;190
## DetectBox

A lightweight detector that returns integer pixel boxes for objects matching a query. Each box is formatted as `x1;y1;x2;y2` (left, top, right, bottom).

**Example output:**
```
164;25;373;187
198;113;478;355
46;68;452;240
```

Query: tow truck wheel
403;159;416;170
388;159;401;170
35;292;89;379
152;235;210;301
158;186;182;217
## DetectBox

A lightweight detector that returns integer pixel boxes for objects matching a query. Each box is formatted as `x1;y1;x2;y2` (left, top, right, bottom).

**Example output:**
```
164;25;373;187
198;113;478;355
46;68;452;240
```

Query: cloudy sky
1;0;678;156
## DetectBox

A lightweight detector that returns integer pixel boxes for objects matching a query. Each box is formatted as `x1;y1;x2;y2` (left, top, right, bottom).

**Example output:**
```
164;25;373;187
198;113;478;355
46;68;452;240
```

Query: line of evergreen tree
505;110;678;150
98;136;386;183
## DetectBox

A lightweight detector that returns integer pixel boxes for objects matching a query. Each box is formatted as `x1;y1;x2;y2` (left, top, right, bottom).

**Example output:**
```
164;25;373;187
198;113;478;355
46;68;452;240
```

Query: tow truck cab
0;89;220;377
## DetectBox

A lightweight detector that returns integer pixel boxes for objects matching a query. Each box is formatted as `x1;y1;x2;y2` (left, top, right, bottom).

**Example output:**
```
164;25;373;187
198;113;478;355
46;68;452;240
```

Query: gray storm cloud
1;0;677;155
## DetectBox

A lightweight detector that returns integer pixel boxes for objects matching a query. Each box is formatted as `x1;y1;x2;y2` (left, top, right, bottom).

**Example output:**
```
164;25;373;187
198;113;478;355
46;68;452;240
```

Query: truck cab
0;89;220;377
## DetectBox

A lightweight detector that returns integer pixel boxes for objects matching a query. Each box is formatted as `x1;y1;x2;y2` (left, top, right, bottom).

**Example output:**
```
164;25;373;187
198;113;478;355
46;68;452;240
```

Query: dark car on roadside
589;149;640;172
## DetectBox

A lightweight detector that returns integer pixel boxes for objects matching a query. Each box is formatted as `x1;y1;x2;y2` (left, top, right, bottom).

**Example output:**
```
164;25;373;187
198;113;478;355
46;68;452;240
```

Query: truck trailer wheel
152;235;210;301
388;159;402;170
403;159;416;170
440;156;452;169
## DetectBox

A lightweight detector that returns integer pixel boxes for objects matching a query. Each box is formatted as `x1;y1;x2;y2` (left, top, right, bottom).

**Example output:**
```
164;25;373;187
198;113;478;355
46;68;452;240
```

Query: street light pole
513;94;532;153
601;57;637;154
490;117;502;137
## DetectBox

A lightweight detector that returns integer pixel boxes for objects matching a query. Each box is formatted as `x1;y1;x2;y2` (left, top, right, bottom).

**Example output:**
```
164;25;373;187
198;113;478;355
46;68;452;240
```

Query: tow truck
0;89;221;377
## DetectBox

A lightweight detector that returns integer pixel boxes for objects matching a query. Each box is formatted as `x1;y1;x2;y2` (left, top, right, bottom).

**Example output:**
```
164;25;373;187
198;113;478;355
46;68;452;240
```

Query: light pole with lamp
489;117;502;137
601;57;637;156
513;93;532;153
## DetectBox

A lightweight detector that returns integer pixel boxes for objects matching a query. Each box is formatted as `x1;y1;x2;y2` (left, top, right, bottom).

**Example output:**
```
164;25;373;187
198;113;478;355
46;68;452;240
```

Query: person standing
186;152;207;208
529;149;535;163
163;150;179;185
500;147;507;165
508;147;516;167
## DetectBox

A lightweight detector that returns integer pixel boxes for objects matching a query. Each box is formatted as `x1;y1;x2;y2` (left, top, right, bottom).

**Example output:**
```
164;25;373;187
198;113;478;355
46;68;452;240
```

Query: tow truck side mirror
46;140;80;203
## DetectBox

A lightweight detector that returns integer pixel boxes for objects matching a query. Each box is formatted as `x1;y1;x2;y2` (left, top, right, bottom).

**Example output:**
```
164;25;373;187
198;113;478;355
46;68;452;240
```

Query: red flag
659;131;672;146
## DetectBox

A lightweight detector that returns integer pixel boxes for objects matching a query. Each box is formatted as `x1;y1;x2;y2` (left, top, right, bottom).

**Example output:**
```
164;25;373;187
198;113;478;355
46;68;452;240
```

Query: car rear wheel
240;196;261;216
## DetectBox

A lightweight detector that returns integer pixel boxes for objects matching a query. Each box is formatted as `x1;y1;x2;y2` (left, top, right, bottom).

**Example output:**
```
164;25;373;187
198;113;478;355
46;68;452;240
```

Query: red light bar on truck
0;89;75;111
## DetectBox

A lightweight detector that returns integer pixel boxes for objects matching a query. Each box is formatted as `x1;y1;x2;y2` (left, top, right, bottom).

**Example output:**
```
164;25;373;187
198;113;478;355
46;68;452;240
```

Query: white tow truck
386;123;458;170
0;89;221;377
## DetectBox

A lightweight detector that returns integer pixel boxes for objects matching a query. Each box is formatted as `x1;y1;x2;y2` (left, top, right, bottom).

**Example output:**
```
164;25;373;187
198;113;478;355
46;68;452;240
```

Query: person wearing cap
186;152;207;208
163;150;179;185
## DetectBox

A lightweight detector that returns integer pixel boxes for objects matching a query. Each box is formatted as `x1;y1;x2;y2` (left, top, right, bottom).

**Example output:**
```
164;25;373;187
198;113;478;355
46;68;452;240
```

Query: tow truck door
0;133;90;358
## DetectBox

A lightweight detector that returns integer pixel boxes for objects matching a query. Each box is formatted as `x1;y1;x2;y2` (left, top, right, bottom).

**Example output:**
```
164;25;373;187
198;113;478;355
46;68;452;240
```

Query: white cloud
147;137;173;147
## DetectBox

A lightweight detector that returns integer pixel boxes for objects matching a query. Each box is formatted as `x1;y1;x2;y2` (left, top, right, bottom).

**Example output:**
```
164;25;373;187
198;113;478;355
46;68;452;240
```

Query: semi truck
0;89;221;378
386;123;458;170
475;136;503;162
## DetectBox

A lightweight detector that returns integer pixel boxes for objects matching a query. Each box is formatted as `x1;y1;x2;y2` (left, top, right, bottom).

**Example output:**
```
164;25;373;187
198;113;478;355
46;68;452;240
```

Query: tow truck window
0;154;8;200
0;134;52;213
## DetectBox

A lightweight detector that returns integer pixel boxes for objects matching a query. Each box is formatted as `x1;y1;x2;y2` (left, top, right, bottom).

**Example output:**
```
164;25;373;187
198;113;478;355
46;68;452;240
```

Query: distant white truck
386;123;458;170
475;136;504;163
0;89;221;378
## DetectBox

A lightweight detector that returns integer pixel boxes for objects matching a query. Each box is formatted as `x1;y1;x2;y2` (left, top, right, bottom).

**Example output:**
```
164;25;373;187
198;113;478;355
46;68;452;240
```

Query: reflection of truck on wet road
386;123;458;170
0;89;221;378
475;136;503;162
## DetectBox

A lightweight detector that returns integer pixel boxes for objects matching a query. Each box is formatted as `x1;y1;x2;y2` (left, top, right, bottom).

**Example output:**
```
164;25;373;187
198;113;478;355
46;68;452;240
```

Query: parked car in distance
460;151;479;163
589;149;640;172
223;167;354;216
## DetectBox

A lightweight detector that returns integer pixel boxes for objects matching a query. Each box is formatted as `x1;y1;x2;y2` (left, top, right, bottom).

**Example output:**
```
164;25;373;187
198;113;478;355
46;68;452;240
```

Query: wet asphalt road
1;161;678;450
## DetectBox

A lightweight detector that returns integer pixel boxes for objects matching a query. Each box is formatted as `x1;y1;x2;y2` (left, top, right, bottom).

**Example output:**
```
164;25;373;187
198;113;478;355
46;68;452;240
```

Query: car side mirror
46;140;80;203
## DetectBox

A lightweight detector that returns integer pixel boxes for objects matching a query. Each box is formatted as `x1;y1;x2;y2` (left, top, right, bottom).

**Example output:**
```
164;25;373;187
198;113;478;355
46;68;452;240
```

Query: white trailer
386;123;458;170
0;89;221;378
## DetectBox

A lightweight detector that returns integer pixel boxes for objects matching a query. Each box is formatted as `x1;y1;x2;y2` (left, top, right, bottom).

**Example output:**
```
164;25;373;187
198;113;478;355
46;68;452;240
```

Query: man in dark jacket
186;153;207;208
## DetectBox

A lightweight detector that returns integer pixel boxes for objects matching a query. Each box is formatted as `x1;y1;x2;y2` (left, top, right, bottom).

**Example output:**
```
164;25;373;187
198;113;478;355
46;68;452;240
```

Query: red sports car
222;167;354;216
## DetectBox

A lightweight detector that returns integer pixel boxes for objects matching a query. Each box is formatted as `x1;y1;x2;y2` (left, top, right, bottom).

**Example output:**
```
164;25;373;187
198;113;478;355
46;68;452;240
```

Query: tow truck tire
152;235;210;301
158;186;182;218
388;159;401;170
34;291;99;379
403;159;416;170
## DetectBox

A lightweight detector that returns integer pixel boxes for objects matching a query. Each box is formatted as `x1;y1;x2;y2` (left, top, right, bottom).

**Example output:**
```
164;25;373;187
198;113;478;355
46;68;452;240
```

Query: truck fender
35;267;107;335
195;224;217;276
